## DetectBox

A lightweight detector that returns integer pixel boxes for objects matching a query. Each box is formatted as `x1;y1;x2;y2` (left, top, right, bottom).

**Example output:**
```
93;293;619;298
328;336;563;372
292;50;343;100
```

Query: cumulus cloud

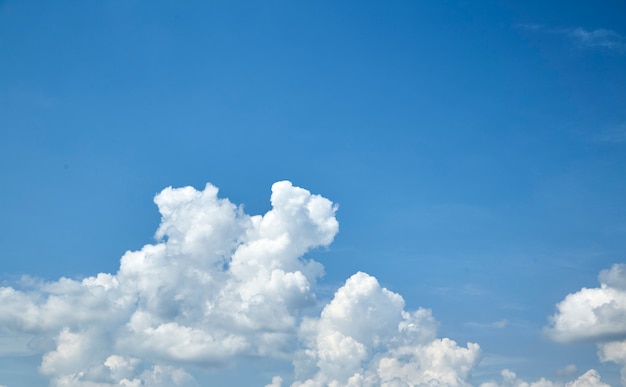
0;180;487;386
0;181;339;385
265;376;284;387
1;179;619;386
598;340;626;386
547;264;626;386
289;272;481;386
547;264;626;343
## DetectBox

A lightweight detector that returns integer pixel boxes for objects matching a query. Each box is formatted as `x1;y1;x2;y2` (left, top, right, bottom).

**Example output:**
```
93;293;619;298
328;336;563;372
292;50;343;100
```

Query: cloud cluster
0;181;338;386
547;264;626;385
1;179;623;386
0;181;482;386
479;369;610;387
290;272;480;386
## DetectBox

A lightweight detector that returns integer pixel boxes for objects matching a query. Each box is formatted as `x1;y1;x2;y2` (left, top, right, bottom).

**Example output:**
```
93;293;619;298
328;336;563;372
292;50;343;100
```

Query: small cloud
556;364;578;377
517;24;626;53
264;376;283;387
465;319;509;329
492;319;509;329
565;27;626;52
597;339;626;386
464;319;509;330
515;23;545;32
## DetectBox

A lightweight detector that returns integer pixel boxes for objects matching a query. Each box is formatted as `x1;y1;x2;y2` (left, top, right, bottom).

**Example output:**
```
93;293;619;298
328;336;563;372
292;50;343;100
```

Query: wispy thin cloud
465;319;509;329
516;23;545;32
492;319;509;329
517;24;626;53
564;27;626;52
556;364;578;377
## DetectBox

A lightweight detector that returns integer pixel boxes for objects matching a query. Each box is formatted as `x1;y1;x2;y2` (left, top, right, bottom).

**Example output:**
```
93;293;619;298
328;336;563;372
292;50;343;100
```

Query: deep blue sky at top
1;0;625;383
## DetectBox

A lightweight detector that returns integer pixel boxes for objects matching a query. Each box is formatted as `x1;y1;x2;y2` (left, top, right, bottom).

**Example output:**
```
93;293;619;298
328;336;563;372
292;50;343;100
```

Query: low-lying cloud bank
0;181;623;386
479;368;610;387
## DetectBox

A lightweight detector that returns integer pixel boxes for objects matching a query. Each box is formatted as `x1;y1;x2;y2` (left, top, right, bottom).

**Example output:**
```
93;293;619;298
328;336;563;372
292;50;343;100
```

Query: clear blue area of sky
1;0;625;385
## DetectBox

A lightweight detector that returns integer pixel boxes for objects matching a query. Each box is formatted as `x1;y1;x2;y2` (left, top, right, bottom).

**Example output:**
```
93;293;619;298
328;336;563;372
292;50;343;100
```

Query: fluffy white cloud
2;180;615;386
289;272;481;386
547;264;626;343
546;264;626;386
0;181;338;385
0;181;485;386
265;376;284;387
598;340;626;386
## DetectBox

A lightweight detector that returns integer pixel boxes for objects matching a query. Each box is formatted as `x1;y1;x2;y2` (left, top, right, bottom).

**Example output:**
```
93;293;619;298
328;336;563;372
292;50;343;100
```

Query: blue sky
1;1;626;386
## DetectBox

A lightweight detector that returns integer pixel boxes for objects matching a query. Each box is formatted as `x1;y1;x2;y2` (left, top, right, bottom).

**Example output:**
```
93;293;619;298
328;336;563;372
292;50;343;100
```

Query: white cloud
517;24;626;53
0;179;618;386
0;180;486;386
289;272;481;386
0;181;339;385
479;368;610;387
566;28;626;52
546;263;626;343
566;369;611;387
464;319;509;330
492;320;509;329
265;376;284;387
556;365;578;378
546;264;626;386
598;340;626;386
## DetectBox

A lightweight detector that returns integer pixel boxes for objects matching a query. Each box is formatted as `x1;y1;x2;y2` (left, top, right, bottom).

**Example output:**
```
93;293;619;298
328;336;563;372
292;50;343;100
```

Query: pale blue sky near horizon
1;1;625;385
